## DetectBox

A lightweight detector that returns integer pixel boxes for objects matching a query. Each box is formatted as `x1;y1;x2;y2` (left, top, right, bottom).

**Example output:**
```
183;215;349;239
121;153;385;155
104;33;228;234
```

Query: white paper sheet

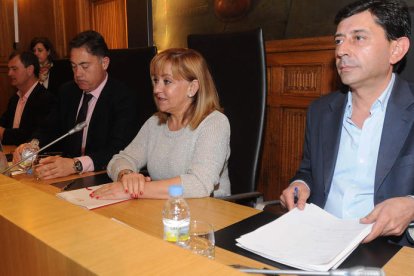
56;184;130;210
236;203;373;271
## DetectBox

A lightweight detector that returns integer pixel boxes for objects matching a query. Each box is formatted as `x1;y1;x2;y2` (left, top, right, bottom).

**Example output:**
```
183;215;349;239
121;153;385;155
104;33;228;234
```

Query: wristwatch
407;224;414;244
73;159;83;174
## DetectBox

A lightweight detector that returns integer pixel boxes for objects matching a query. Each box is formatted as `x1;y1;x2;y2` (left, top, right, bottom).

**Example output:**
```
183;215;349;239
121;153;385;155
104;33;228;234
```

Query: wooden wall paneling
0;0;92;116
18;0;57;51
51;0;68;58
0;0;14;62
91;0;127;49
59;0;92;57
0;0;15;114
258;36;338;200
74;0;92;33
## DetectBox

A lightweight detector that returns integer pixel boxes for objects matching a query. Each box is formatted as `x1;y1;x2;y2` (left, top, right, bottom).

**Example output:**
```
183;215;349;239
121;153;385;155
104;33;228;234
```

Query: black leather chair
108;46;158;127
48;58;73;96
188;29;267;206
396;7;414;82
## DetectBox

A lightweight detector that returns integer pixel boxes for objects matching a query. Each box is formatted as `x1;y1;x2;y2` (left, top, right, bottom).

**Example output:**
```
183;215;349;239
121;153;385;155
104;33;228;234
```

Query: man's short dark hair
335;0;411;40
9;51;40;78
69;30;109;58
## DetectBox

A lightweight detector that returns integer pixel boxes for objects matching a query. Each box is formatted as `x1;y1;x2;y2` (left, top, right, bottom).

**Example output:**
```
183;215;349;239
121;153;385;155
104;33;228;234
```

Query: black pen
62;180;76;191
294;186;299;205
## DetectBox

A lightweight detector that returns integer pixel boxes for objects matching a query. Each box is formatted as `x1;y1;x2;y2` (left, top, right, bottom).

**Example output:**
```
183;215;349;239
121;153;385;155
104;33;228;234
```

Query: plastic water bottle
20;139;39;173
162;185;190;247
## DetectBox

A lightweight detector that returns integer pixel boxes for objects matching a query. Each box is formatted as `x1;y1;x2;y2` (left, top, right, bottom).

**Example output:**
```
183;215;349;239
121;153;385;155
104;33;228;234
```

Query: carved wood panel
258;36;338;200
0;0;15;114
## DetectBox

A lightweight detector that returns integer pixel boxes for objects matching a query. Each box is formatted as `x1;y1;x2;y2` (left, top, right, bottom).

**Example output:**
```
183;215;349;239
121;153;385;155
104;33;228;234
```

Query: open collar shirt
324;74;395;219
13;81;38;128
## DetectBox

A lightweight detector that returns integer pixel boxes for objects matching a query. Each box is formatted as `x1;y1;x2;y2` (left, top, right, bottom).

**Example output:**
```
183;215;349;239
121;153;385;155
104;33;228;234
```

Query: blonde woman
92;48;230;199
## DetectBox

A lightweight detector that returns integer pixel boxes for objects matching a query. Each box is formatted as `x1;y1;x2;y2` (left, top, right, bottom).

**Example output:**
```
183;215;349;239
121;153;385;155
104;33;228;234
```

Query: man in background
281;0;414;246
0;51;55;145
15;30;140;179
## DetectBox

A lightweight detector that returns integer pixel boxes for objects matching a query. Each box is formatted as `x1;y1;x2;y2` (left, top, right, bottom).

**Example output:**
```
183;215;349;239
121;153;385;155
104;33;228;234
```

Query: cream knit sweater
107;110;231;198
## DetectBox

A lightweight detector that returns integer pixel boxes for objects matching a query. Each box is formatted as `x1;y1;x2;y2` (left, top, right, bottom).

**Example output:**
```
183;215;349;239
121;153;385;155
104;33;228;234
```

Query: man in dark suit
15;30;140;179
281;0;414;246
0;51;55;145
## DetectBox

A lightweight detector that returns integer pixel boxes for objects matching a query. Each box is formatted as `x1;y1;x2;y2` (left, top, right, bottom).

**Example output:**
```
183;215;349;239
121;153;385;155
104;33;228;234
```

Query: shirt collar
17;81;39;100
345;73;396;115
85;74;108;99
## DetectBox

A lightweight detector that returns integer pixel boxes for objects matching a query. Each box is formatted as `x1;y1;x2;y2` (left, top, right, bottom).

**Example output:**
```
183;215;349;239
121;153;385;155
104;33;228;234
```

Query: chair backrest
108;46;158;127
48;58;73;95
396;7;414;82
187;28;267;195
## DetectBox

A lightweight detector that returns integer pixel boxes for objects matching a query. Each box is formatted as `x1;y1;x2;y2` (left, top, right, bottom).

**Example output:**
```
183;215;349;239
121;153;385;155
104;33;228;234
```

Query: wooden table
2;173;414;275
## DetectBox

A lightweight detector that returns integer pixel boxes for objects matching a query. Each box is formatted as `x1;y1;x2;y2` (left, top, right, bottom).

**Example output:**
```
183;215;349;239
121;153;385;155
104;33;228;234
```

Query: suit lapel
321;92;347;194
69;88;83;126
375;77;414;192
84;78;110;151
20;83;42;122
64;86;83;156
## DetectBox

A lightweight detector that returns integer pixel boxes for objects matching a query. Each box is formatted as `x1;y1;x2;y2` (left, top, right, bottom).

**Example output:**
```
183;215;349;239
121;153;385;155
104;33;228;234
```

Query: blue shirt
324;74;396;219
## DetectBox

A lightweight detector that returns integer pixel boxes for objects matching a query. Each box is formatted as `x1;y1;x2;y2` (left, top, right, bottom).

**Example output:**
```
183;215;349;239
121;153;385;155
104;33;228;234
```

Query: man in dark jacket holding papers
281;0;414;247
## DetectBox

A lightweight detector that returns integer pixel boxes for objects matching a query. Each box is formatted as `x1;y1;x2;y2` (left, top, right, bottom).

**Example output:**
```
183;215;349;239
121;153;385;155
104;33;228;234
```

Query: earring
187;93;193;98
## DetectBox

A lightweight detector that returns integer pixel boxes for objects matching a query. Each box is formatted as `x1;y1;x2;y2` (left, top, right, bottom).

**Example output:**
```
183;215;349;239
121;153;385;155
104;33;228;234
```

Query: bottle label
163;218;190;243
20;149;37;173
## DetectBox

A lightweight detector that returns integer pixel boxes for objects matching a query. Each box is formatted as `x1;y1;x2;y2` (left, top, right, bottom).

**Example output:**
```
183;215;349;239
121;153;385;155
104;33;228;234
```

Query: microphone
68;121;87;135
237;266;384;276
0;121;88;175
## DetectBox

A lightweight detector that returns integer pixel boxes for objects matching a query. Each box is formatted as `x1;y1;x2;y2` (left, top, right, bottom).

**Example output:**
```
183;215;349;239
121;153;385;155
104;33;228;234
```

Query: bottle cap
168;185;183;197
30;139;40;147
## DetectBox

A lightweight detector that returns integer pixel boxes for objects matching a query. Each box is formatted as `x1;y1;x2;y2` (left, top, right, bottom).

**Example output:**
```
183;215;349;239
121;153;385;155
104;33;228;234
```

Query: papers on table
236;203;373;272
56;184;129;210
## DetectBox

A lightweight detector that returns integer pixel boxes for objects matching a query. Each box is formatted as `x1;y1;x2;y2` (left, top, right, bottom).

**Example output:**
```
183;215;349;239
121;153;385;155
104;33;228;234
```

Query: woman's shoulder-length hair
150;48;223;130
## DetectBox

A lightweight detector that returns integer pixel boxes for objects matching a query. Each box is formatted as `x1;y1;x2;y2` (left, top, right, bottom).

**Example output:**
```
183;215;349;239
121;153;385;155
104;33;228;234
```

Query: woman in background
29;37;58;90
92;48;231;199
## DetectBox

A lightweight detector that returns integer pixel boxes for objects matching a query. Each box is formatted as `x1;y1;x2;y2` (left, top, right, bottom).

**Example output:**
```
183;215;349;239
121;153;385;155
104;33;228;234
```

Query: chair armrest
255;200;281;210
219;191;263;202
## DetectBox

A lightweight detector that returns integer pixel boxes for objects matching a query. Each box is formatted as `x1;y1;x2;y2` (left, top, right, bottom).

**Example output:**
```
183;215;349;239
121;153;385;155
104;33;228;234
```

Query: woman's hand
92;172;151;200
119;172;151;198
90;182;132;200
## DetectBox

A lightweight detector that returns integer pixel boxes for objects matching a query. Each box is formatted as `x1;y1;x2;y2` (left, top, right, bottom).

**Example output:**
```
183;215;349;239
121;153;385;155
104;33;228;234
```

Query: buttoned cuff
289;180;310;191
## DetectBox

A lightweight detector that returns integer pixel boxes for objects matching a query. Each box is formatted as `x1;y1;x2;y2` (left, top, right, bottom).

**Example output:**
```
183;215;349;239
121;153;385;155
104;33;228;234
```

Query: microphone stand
0;121;87;175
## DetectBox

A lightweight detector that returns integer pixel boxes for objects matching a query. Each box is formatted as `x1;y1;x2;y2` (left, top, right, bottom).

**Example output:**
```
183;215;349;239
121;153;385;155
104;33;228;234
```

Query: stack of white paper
236;203;373;271
56;184;130;210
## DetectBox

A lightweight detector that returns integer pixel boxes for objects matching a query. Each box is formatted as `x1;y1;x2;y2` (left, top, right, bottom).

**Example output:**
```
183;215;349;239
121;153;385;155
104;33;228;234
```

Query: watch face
408;227;414;244
74;160;83;173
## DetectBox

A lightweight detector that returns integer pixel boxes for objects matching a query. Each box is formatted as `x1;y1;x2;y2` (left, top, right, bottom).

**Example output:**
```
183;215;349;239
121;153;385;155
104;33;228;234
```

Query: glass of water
186;220;215;259
0;151;9;176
